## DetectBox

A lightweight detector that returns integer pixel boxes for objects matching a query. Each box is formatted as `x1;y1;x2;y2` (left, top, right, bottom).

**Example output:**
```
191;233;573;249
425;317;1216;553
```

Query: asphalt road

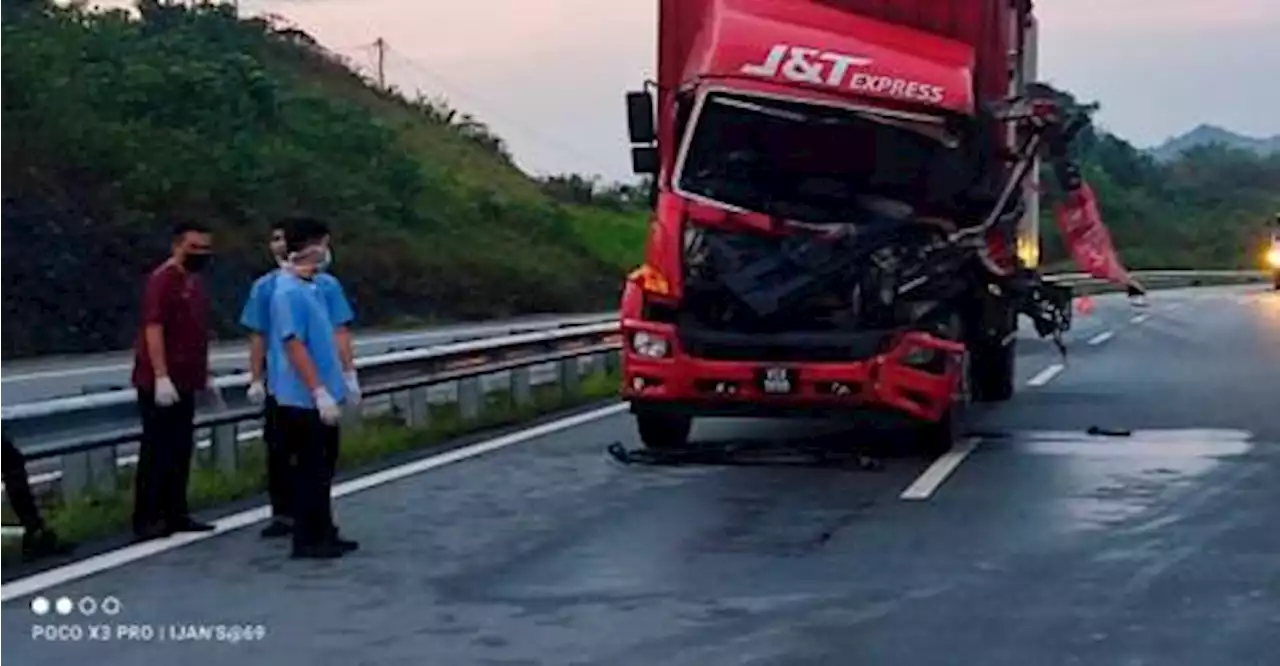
0;312;613;406
3;285;1278;665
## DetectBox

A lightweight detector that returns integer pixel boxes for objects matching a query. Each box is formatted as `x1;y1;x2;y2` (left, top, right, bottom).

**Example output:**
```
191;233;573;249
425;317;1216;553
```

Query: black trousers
133;391;196;532
2;436;43;532
262;395;293;520
275;405;339;546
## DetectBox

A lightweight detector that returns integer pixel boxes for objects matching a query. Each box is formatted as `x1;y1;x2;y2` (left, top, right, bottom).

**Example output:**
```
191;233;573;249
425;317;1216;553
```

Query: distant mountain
1147;124;1280;162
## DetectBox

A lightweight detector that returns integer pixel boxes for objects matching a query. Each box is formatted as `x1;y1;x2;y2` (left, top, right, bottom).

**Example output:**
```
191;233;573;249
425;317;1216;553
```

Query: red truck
620;0;1111;453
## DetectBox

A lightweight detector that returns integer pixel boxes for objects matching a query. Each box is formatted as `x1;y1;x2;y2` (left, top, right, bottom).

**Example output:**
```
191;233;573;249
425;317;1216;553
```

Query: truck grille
677;325;894;363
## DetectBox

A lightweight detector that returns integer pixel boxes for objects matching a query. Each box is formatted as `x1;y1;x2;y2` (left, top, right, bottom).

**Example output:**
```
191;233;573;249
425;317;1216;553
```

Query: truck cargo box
817;0;1026;104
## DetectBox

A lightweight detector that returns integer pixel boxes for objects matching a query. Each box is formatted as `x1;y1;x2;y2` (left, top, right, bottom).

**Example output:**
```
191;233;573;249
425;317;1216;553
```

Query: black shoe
260;520;293;538
22;527;76;559
290;542;346;560
133;520;172;542
169;517;216;533
328;534;359;553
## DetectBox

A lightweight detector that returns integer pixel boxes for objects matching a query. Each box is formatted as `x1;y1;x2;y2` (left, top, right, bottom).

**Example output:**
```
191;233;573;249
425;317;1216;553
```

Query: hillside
1148;124;1280;163
0;1;647;358
1038;106;1280;270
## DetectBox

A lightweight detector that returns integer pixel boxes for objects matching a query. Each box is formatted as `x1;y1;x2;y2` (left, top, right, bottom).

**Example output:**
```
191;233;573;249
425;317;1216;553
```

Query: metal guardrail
1047;269;1268;295
1;314;619;420
2;267;1259;412
2;267;1268;500
11;325;624;501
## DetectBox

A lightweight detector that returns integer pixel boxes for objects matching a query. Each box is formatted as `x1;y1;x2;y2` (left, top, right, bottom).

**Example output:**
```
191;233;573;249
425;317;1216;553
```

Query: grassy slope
0;5;647;357
262;34;648;277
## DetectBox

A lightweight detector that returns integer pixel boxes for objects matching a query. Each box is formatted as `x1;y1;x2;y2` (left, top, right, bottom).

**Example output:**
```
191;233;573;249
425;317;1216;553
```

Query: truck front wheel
635;412;692;450
916;406;959;457
969;337;1016;403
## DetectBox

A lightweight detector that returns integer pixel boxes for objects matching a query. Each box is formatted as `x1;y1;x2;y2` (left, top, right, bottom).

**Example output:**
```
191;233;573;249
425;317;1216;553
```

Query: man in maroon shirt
130;221;221;540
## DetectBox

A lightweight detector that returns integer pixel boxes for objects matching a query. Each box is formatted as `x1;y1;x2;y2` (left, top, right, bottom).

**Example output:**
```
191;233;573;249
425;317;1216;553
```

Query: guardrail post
459;377;482;420
407;387;431;428
88;445;117;494
211;423;238;474
390;392;411;423
511;367;533;407
61;452;92;503
560;357;580;396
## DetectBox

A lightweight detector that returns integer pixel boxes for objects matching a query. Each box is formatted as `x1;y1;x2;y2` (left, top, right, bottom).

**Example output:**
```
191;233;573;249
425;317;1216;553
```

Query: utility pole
374;37;387;89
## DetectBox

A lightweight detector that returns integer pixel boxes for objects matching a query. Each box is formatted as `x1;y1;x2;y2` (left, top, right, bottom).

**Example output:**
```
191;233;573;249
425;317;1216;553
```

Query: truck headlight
1267;248;1280;268
631;331;670;358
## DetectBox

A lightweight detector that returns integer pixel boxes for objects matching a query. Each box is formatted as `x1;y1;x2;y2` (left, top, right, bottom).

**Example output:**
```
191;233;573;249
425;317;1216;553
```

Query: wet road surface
3;286;1278;665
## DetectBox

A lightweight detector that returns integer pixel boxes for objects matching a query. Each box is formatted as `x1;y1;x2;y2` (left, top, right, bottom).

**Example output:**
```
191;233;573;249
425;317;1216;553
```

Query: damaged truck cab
620;0;1072;451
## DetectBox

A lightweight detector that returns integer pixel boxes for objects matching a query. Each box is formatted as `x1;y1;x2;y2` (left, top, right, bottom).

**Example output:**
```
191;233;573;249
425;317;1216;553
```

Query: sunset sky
93;0;1280;180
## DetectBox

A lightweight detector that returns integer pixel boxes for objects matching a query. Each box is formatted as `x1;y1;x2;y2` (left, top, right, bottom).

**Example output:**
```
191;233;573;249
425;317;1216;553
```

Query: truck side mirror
626;91;655;144
630;146;658;175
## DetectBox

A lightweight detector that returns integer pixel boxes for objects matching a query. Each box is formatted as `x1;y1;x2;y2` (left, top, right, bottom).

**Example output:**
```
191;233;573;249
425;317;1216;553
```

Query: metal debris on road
605;441;885;471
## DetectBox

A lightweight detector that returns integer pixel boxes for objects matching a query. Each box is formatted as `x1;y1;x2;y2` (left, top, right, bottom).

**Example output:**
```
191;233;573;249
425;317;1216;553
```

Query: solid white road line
1027;364;1065;387
1087;331;1115;346
1131;313;1150;324
0;403;628;602
900;437;979;501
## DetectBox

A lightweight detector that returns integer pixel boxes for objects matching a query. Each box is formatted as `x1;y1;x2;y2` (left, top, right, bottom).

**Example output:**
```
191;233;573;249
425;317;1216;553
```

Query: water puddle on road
992;429;1258;533
1009;428;1253;458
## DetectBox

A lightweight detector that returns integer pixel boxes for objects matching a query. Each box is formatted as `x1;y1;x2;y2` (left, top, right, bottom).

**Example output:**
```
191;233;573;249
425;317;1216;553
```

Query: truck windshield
675;92;971;224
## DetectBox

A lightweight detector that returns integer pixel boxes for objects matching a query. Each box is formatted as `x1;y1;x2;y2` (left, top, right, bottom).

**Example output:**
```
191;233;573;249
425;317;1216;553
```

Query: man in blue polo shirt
268;216;361;560
241;219;361;540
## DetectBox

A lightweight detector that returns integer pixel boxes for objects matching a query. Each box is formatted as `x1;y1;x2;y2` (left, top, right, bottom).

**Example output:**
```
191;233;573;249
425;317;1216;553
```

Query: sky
98;0;1280;181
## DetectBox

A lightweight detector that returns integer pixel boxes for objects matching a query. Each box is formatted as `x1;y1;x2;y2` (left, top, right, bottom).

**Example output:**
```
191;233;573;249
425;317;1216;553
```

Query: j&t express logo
739;44;947;105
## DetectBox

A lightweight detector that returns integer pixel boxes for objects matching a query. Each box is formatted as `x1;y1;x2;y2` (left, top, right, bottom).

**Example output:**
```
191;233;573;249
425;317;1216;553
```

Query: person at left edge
240;219;360;539
2;434;76;560
130;221;222;541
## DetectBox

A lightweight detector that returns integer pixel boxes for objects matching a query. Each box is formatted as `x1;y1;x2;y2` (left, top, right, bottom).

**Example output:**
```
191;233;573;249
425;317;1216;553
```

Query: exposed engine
671;86;1087;363
681;202;977;342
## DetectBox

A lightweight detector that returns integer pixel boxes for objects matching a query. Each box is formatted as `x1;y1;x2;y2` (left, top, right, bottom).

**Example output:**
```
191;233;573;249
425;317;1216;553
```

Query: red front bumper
621;319;966;423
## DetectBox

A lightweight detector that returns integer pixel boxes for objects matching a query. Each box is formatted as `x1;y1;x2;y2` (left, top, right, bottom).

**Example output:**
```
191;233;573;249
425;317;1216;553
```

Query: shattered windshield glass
675;92;972;224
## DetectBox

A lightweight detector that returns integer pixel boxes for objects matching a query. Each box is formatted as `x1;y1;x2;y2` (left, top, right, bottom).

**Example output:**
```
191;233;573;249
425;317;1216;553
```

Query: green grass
2;369;622;564
565;205;650;270
1;4;651;358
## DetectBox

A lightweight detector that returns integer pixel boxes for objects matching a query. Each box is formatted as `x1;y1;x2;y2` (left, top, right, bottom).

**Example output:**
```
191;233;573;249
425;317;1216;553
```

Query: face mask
286;246;325;280
183;252;212;273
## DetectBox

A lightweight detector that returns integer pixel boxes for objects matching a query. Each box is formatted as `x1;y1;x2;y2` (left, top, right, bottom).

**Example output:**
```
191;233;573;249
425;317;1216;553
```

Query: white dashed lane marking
1087;331;1114;346
1027;364;1065;387
900;437;979;501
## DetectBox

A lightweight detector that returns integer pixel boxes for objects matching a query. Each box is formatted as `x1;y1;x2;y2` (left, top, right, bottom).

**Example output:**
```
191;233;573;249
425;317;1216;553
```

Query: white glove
343;370;362;406
314;387;341;426
246;380;267;406
154;376;179;407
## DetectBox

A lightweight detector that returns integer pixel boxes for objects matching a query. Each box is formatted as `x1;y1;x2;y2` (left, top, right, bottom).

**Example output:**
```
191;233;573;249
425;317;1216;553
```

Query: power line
372;39;617;176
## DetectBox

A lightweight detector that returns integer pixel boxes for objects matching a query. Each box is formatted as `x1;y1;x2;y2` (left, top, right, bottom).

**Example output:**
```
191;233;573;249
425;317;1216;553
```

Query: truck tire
635;412;692;450
969;337;1016;403
916;407;959;457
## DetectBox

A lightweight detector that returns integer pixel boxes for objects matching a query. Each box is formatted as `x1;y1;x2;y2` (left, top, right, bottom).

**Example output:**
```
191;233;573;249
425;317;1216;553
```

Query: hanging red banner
1054;181;1142;292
